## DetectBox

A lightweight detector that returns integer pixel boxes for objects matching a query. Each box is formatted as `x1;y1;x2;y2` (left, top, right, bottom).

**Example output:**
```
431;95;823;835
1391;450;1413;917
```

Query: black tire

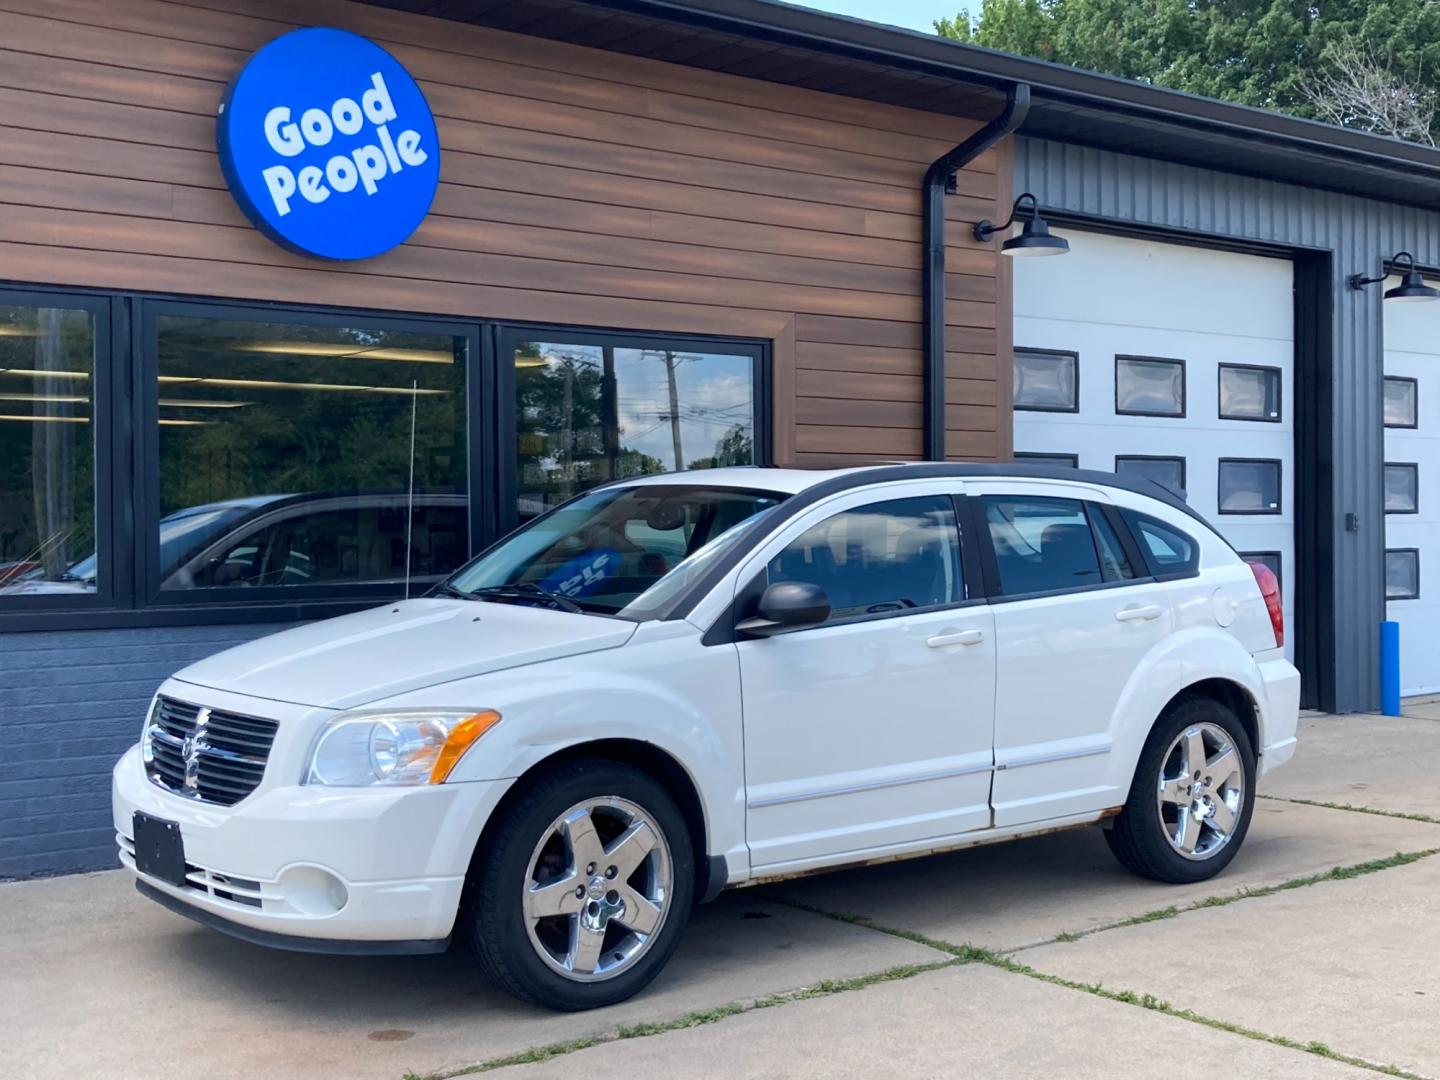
463;759;694;1011
1105;696;1257;884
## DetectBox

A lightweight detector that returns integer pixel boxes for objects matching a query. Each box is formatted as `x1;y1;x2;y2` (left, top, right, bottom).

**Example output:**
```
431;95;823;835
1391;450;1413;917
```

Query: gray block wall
0;624;283;878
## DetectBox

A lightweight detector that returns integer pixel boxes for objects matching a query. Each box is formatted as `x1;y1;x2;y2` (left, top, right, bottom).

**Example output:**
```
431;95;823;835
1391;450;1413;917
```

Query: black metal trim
923;83;1029;461
1217;457;1284;516
1115;354;1186;418
1115;455;1187;493
1383;375;1420;430
1012;347;1080;414
1218;363;1283;423
1383;462;1420;515
1385;547;1421;601
135;880;450;955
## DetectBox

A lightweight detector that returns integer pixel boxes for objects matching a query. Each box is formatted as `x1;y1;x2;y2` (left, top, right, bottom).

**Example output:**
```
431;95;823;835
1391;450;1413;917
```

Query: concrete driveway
3;708;1437;1080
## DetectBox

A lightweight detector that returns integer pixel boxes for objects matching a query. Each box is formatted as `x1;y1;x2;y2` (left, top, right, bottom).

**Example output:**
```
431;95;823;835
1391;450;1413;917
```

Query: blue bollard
1380;620;1401;717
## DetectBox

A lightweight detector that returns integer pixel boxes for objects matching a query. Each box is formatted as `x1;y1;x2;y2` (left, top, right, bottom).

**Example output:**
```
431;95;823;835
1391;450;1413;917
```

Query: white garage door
1012;230;1295;660
1383;287;1440;696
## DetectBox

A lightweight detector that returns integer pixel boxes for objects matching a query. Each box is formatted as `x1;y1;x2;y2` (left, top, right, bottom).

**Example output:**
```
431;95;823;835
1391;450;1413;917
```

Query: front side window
1013;349;1078;412
1384;377;1418;428
0;299;101;599
1115;356;1185;417
449;483;783;617
1218;459;1281;514
514;337;760;523
1219;364;1282;421
983;496;1112;595
767;496;964;619
153;312;469;593
1384;463;1419;514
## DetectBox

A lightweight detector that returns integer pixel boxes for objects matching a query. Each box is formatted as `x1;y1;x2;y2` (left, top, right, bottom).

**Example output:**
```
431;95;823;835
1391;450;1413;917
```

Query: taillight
1248;561;1284;647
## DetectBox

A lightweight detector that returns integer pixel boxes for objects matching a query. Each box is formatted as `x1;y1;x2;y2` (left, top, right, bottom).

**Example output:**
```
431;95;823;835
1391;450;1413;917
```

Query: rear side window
1126;512;1200;578
982;496;1133;596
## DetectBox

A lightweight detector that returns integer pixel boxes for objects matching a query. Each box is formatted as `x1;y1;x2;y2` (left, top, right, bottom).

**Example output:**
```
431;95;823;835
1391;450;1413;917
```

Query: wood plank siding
0;0;1007;463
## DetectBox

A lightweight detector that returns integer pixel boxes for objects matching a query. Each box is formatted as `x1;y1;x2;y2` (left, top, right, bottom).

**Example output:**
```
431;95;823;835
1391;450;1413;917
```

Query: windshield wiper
432;582;479;601
469;583;586;613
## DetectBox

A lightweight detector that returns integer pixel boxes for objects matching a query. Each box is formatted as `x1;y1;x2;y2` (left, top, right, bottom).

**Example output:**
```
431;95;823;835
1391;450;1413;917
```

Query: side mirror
735;581;831;637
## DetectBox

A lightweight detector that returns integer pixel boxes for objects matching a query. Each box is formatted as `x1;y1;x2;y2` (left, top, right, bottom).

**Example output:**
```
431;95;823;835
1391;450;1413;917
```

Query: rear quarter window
1125;512;1200;578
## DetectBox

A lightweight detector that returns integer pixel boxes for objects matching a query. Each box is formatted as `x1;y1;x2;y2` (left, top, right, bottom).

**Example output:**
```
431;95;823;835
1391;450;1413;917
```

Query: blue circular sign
217;28;440;261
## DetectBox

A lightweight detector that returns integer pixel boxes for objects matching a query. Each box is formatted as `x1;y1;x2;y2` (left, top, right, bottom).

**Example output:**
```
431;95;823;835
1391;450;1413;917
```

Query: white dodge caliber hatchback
114;464;1299;1010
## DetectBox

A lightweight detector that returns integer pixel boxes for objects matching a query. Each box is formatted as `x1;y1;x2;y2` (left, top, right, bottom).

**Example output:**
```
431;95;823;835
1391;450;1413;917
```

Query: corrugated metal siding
0;624;284;877
1018;136;1440;713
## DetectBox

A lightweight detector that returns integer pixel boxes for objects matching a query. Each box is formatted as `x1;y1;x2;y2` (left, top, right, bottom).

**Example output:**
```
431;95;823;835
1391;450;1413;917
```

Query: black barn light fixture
1349;251;1439;302
973;193;1070;256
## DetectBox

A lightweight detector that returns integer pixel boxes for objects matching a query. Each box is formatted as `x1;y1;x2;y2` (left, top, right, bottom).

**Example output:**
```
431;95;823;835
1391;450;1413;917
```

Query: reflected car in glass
112;465;1299;1011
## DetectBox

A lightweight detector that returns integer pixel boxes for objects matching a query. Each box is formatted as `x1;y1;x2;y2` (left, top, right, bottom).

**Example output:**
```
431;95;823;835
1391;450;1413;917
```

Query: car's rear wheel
465;759;694;1010
1105;696;1256;883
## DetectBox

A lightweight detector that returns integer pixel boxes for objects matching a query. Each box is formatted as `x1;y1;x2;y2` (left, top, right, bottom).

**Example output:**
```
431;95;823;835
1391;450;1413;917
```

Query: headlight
305;709;500;787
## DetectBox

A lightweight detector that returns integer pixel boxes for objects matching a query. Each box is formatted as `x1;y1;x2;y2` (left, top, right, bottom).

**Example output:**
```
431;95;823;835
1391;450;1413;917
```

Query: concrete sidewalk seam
783;904;1434;1080
1259;794;1440;826
416;957;962;1079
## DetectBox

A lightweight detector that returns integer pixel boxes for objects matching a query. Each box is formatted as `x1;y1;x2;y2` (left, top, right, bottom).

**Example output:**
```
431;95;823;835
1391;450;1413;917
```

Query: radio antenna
404;379;417;600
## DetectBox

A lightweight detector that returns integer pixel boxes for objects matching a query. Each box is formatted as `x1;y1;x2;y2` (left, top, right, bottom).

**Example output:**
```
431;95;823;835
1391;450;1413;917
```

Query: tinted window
1013;350;1077;411
1128;513;1200;576
1384;378;1418;428
1219;365;1281;421
983;496;1104;595
1384;463;1419;513
1218;459;1281;514
768;496;963;619
1116;356;1184;416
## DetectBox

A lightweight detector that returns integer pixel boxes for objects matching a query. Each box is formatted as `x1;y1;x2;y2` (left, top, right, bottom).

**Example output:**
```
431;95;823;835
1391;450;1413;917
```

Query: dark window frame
1383;462;1420;515
1013;347;1080;414
1115;354;1187;418
1217;457;1283;516
1218;362;1283;423
1015;451;1079;468
1383;376;1419;430
1385;548;1420;601
1114;454;1187;492
0;283;773;632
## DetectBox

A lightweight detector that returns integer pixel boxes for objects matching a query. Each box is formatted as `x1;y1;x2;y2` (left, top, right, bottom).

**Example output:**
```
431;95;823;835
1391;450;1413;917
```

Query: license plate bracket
132;811;187;888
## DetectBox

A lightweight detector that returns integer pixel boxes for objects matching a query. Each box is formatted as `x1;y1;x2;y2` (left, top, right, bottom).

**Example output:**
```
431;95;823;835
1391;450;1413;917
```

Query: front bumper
113;745;512;946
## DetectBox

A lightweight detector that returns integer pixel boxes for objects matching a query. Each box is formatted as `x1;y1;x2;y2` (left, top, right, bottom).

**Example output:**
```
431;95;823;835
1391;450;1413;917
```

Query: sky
792;0;952;34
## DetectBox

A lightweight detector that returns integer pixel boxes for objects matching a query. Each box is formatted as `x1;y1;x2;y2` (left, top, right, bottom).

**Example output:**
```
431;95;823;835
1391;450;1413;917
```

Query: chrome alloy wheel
1155;722;1245;861
522;797;673;983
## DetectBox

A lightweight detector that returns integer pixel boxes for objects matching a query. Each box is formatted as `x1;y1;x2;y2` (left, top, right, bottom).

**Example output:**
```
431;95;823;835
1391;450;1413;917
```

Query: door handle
926;628;985;648
1115;604;1163;623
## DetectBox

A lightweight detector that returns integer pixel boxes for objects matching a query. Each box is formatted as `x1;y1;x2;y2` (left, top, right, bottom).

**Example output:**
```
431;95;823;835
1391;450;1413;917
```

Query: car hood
172;598;637;709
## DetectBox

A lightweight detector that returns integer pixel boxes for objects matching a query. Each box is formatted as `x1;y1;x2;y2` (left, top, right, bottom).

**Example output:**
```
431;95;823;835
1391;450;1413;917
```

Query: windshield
446;484;786;618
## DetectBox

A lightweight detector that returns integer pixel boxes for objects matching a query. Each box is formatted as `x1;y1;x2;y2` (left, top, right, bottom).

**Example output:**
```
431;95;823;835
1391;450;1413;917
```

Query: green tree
935;0;1440;143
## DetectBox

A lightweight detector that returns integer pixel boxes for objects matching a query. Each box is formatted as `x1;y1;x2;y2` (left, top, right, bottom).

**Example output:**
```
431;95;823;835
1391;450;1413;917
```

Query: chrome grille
144;696;278;806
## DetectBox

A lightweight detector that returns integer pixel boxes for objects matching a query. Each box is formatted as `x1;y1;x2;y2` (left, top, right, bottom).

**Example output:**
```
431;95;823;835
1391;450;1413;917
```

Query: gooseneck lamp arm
974;193;1040;243
1350;251;1416;290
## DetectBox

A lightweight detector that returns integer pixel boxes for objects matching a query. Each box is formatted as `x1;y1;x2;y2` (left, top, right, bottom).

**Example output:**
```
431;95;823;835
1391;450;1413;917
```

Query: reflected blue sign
217;28;440;261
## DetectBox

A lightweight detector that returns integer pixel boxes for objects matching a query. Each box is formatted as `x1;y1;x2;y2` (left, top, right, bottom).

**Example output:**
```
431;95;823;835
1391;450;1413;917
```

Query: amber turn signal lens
428;710;501;783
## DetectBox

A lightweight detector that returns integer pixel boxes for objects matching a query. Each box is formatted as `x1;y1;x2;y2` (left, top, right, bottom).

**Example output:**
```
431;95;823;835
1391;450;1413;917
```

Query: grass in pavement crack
1259;794;1440;826
418;957;959;1078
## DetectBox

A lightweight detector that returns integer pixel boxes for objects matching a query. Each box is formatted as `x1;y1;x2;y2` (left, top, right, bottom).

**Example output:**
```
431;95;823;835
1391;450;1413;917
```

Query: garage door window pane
1219;365;1281;421
983;496;1104;595
768;496;963;618
1015;452;1078;468
1241;552;1282;599
1384;378;1418;428
517;341;756;522
0;302;98;597
1013;350;1077;412
1116;356;1184;417
1115;456;1186;493
1386;550;1419;600
155;315;468;590
1218;459;1281;514
1385;463;1419;513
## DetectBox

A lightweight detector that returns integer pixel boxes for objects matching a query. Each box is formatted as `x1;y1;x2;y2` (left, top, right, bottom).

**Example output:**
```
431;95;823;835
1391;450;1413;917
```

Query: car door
731;483;997;872
970;481;1173;827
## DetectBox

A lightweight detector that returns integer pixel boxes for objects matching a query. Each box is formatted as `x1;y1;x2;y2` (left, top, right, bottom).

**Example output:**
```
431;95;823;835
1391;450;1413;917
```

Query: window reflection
516;340;756;521
0;303;98;597
155;315;468;590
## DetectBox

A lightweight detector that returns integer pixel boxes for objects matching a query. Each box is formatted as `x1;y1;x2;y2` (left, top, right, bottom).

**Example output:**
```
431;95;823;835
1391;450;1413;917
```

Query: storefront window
514;337;759;521
0;301;98;598
153;313;468;591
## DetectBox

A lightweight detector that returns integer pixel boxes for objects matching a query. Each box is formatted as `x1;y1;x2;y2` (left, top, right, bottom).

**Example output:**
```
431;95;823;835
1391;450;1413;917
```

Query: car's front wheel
1105;696;1256;884
465;759;694;1010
